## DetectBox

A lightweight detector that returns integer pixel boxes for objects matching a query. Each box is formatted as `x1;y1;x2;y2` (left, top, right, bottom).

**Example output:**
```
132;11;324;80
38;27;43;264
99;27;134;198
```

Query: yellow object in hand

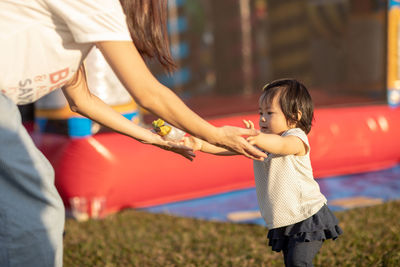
158;125;172;136
152;118;165;128
152;118;185;140
152;118;171;136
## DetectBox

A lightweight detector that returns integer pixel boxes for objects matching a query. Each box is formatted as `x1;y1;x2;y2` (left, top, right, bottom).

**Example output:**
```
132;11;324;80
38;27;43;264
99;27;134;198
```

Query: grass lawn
64;200;400;266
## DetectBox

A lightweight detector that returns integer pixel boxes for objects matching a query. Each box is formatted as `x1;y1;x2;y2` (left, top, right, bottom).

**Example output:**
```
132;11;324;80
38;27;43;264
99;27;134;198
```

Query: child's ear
297;110;302;121
289;111;302;128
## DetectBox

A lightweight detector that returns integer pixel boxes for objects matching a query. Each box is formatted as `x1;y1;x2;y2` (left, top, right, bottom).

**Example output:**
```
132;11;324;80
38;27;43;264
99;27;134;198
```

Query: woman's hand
145;133;196;161
182;136;203;151
215;126;267;161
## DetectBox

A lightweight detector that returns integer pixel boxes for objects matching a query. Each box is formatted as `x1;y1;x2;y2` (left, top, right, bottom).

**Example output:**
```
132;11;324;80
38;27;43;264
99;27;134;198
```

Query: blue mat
143;164;400;226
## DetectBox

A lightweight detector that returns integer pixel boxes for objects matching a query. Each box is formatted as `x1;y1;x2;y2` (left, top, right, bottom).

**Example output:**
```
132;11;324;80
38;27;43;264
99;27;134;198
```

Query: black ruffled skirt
267;204;343;252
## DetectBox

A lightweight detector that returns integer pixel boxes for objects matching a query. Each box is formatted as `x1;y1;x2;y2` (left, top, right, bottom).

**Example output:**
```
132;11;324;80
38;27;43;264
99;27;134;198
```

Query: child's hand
242;120;259;146
242;119;255;130
183;136;203;151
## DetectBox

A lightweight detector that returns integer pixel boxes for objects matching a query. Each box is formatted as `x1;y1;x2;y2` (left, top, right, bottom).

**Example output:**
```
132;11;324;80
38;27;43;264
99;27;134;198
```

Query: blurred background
147;0;387;119
19;0;389;124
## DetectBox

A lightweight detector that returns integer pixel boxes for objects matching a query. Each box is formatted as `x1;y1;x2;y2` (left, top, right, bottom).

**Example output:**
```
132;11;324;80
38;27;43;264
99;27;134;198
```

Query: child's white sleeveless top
253;128;327;229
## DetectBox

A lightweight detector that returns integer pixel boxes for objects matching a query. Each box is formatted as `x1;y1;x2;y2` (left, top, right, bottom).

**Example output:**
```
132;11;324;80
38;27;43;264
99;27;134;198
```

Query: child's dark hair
262;78;314;134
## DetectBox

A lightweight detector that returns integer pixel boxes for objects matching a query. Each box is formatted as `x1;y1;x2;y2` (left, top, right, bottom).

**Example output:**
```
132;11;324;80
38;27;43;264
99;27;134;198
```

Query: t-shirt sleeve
283;128;310;154
45;0;132;43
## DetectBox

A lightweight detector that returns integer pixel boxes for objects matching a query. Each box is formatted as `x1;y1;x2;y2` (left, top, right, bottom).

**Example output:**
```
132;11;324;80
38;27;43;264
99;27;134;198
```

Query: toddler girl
184;78;343;267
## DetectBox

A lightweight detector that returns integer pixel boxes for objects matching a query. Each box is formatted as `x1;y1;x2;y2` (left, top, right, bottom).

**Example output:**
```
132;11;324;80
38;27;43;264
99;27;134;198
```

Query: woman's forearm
144;85;221;141
201;141;237;156
96;41;221;144
61;71;158;144
68;93;154;142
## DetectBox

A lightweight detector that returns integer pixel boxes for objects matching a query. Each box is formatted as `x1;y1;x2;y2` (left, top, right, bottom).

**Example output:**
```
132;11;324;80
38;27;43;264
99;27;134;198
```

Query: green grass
64;200;400;267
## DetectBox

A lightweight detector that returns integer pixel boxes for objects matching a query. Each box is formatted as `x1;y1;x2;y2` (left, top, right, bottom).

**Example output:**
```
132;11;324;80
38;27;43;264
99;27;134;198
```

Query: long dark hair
262;79;314;134
119;0;176;72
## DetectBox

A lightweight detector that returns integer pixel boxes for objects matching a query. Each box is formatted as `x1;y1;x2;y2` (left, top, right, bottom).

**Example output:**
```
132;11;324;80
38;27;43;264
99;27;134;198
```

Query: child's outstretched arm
244;120;308;156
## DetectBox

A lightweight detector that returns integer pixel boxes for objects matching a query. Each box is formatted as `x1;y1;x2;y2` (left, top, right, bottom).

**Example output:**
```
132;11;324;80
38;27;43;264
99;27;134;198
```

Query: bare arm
61;67;195;161
95;41;267;161
183;136;237;156
244;121;307;156
96;42;214;139
248;134;307;156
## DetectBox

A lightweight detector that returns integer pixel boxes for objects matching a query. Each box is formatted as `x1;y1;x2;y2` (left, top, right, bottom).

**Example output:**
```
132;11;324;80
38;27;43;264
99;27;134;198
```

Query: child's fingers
242;120;255;130
248;120;255;129
242;119;250;129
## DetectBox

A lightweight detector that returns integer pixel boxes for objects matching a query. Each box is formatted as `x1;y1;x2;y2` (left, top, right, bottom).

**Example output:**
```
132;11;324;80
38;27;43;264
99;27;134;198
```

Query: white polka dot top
253;128;327;229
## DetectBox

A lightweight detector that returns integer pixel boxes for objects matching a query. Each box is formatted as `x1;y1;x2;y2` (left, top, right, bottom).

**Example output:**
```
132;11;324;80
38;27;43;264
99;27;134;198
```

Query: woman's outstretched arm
96;41;267;160
61;66;196;161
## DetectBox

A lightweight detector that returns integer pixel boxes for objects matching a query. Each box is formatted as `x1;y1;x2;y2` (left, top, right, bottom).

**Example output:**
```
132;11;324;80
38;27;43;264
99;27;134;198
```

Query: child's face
258;92;291;135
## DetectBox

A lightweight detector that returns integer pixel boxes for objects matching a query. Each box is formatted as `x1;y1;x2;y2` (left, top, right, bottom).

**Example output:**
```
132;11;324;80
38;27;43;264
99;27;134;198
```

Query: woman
0;1;266;266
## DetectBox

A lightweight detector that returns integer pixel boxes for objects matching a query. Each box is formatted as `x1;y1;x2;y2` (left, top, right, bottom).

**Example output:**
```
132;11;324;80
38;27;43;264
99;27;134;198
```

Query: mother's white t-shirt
0;0;132;105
